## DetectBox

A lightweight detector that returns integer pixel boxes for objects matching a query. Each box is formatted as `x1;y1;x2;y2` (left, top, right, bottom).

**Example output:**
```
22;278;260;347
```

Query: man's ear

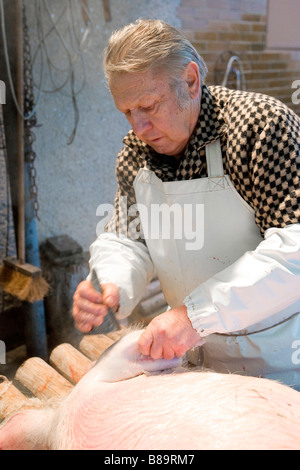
184;61;201;99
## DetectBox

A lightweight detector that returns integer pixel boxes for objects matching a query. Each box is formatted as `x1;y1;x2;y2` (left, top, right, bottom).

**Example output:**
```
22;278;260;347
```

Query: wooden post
15;357;73;401
102;0;111;21
79;334;114;361
81;0;89;25
1;330;126;418
50;343;92;384
0;375;35;421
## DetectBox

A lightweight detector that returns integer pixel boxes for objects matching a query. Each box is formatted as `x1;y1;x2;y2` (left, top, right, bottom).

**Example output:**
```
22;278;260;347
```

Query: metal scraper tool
86;269;120;334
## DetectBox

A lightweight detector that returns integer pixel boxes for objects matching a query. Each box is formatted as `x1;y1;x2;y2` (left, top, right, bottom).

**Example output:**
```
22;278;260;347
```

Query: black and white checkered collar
187;85;228;151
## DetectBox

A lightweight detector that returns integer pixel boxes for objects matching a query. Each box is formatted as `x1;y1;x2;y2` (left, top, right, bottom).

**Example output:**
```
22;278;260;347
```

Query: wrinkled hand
138;305;204;360
72;280;119;333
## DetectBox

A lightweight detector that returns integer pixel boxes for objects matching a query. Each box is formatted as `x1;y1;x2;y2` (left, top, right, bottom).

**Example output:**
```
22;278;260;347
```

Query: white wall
25;0;181;251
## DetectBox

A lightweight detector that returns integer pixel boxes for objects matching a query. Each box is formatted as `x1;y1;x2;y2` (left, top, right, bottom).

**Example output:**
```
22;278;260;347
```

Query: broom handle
16;0;25;265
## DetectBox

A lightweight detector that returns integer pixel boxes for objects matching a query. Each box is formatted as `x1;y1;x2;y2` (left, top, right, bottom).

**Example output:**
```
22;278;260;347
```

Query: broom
0;0;48;303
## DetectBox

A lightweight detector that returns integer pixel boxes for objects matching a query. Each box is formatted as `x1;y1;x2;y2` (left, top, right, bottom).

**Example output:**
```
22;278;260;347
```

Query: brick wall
177;0;300;115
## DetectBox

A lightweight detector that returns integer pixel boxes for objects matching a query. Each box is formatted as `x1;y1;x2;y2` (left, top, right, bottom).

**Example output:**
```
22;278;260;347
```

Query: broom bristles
0;264;49;303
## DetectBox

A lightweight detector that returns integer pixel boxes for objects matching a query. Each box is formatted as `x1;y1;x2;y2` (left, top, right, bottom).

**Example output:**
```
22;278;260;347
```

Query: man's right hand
72;280;120;333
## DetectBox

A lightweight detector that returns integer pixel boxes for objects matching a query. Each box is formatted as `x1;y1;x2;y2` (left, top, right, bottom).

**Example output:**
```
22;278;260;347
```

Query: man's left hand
138;305;204;360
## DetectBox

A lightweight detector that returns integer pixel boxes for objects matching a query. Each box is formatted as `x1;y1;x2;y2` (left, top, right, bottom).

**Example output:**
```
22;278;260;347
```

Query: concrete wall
24;0;181;252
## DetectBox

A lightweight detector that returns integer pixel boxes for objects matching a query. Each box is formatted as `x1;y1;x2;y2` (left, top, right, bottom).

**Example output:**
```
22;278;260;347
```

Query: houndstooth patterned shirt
106;85;300;241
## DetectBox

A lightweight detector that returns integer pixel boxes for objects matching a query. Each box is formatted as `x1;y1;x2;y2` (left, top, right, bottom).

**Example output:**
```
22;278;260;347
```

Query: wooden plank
79;334;114;360
102;0;111;21
15;357;73;401
50;343;92;384
3;257;41;277
0;376;35;421
81;0;89;25
1;330;125;417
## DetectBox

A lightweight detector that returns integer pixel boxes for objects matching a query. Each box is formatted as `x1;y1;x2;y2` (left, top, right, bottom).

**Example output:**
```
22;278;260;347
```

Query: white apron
133;140;300;388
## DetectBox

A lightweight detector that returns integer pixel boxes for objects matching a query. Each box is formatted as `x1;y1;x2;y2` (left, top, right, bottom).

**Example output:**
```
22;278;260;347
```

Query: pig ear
93;340;120;366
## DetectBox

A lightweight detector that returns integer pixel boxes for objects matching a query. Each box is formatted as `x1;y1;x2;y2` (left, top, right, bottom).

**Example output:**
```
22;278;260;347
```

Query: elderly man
73;19;300;387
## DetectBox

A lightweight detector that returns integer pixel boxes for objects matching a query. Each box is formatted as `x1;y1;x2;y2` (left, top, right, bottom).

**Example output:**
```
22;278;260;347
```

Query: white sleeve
184;224;300;336
88;232;154;319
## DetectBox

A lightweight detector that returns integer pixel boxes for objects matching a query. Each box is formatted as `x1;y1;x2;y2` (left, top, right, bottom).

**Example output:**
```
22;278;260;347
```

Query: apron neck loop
206;140;224;177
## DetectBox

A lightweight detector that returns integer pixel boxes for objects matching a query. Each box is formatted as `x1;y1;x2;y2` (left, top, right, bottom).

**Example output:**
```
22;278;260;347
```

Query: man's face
110;68;200;159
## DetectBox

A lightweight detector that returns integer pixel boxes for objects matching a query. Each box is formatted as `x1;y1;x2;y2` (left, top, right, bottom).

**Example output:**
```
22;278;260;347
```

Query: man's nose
130;110;152;136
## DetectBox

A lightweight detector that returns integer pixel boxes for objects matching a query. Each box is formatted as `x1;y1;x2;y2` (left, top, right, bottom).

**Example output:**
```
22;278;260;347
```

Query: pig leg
0;407;55;450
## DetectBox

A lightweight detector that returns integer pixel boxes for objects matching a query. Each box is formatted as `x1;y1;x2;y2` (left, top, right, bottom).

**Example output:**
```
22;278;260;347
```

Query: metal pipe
222;55;246;90
24;161;48;359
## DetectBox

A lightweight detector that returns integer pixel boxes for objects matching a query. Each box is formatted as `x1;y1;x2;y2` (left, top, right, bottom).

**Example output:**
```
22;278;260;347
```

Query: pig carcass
1;329;300;450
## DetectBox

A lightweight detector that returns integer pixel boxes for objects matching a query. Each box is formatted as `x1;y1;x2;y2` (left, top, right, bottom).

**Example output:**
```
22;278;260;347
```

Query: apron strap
206;140;224;177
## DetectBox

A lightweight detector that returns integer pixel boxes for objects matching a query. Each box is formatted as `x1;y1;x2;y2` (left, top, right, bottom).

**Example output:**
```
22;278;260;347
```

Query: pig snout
93;328;182;383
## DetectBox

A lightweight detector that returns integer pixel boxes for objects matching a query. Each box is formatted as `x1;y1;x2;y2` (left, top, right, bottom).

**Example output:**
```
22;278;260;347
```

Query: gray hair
103;19;208;95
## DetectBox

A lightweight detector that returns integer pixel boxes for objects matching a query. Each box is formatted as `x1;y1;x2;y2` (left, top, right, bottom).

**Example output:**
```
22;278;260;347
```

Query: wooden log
15;357;73;401
79;334;114;361
50;343;92;384
102;0;111;21
81;0;89;25
0;375;36;421
106;328;124;342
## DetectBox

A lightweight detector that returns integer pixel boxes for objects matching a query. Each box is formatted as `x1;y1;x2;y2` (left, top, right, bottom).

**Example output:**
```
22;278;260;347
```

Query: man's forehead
109;70;169;97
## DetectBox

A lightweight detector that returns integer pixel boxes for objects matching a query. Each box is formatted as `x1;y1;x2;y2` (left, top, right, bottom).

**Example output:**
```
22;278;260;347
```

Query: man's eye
144;104;155;112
